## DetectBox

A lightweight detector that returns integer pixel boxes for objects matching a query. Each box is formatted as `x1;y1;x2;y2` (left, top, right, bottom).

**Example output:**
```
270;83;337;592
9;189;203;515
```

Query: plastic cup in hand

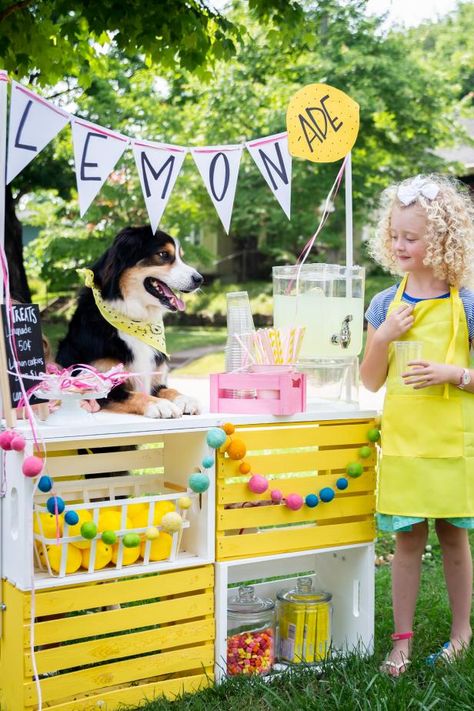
394;341;423;384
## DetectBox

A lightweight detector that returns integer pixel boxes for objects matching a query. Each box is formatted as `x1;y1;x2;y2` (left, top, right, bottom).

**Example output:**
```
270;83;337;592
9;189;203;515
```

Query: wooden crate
216;419;376;561
0;566;214;710
3;430;214;590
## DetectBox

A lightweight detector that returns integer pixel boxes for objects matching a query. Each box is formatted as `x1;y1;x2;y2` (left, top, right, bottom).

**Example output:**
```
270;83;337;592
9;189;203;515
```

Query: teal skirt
377;513;474;533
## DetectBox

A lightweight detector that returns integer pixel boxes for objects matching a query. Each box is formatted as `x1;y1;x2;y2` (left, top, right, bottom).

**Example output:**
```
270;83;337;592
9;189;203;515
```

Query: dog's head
92;226;203;314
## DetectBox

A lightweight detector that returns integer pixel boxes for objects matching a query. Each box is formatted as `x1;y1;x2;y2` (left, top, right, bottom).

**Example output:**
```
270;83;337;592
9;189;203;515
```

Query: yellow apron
378;275;474;517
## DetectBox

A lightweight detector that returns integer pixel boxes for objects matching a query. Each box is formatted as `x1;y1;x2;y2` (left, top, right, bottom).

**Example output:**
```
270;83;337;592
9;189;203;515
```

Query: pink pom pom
11;435;26;452
270;489;283;503
285;493;304;511
22;456;44;478
0;430;15;451
248;474;269;494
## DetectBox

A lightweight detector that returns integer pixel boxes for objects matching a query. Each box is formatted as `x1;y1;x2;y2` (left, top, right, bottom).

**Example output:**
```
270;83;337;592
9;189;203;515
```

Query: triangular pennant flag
246;132;292;219
71;118;129;216
191;144;243;234
7;81;71;184
132;140;187;233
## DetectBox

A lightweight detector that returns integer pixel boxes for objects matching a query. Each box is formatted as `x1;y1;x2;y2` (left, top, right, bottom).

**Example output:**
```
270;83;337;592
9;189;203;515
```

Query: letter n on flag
246;132;292;219
71;118;129;216
191;144;243;234
132;140;187;234
7;81;70;184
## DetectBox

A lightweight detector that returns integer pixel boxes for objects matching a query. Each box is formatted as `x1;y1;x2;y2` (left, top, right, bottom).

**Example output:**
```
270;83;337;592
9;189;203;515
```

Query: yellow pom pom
178;496;192;510
161;512;183;533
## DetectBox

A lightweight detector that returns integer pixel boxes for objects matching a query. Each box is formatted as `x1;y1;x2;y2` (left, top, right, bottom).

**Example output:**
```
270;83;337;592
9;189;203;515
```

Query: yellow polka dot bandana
78;268;168;356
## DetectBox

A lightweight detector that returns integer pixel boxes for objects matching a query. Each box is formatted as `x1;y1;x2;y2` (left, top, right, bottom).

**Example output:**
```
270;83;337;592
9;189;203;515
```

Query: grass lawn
128;528;474;711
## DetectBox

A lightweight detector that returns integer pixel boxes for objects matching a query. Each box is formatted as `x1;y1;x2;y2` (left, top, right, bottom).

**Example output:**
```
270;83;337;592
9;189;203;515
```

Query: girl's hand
403;361;462;389
376;304;414;344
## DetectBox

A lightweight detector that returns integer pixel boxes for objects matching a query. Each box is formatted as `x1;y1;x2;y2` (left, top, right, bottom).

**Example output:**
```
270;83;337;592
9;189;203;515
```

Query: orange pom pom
239;461;251;474
227;438;247;460
219;436;232;453
222;422;235;435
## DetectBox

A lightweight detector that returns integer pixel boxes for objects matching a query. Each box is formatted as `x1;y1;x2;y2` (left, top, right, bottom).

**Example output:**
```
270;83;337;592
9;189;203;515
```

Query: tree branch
0;0;34;24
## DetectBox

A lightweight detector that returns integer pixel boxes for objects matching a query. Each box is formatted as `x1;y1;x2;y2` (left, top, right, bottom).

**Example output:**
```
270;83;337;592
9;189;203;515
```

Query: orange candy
239;461;251;474
227;439;247;460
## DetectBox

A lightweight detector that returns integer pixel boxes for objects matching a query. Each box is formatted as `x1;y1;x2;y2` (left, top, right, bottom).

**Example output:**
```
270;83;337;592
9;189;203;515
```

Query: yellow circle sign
286;83;359;163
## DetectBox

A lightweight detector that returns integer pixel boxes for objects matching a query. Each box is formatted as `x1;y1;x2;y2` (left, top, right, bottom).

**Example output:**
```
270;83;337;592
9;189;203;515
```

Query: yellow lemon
46;544;82;574
81;540;113;570
98;510;132;532
67;509;93;549
34;512;63;539
131;500;175;529
111;543;140;566
141;532;172;561
126;502;149;520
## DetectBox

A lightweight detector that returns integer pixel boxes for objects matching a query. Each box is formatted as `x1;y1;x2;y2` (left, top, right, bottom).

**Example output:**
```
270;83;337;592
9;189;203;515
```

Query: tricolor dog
56;226;203;417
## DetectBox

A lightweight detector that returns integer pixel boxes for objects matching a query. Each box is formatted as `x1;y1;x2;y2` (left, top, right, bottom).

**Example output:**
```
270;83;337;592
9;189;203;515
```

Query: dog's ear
92;227;154;299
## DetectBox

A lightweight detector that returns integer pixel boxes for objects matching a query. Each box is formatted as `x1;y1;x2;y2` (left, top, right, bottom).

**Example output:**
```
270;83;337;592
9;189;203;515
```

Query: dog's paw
144;399;182;419
173;394;201;415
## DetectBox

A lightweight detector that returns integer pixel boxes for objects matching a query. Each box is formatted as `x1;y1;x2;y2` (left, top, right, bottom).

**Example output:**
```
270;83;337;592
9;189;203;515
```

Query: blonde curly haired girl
361;174;474;678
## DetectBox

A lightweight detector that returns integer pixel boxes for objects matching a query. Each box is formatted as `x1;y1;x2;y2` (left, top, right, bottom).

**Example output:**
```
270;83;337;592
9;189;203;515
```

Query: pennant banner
71;118;129;216
7;82;70;184
191;144;243;234
132;140;187;234
246;132;292;219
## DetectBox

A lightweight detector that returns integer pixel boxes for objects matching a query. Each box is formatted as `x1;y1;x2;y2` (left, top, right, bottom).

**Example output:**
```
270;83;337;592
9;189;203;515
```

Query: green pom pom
81;521;97;540
367;428;381;443
359;445;372;459
123;533;140;548
101;530;117;545
346;462;364;478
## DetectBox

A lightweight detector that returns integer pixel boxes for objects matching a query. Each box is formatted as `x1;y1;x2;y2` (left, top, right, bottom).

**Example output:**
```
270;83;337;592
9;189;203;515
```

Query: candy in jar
226;585;275;675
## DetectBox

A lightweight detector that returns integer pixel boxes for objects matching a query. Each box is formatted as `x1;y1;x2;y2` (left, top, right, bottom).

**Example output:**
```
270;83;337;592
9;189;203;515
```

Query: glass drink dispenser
273;264;365;361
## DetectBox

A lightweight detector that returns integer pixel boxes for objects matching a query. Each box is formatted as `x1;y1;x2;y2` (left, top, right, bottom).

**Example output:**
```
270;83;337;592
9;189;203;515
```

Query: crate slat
43;435;165;453
27;618;215;675
229;421;374;450
217;493;375;531
220;447;374;479
217;470;375;505
30;591;214;646
216;518;375;560
46;447;164;478
25;643;215;705
29;565;214;618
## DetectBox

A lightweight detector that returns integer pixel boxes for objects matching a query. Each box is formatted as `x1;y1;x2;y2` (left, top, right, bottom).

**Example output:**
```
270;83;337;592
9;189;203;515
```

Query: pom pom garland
319;487;335;503
201;456;214;469
227;438;247;460
270;489;283;503
286;493;304;510
38;475;53;493
336;477;349;490
0;430;15;450
248;474;269;494
22;456;44;478
188;472;210;493
46;496;65;515
64;510;79;526
11;435;26;451
305;493;319;508
206;428;227;449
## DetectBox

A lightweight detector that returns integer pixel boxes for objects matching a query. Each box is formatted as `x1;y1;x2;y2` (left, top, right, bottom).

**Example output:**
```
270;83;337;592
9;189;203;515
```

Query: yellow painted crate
0;566;214;710
216;419;377;561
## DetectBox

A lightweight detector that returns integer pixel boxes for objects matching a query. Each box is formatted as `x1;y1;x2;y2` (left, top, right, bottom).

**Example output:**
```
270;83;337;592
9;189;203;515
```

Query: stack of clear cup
224;291;256;399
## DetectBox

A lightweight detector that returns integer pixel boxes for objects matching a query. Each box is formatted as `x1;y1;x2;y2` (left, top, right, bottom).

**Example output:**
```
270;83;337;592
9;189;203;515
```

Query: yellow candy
140;532;172;561
111;542;140;566
45;544;82;574
81;540;113;570
34;512;63;539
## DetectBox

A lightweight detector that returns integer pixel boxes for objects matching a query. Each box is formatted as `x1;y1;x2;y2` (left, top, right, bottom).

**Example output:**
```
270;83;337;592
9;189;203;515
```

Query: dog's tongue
160;283;185;311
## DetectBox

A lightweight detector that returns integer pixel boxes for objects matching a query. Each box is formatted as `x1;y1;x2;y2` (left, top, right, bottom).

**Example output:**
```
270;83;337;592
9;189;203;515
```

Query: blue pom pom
336;477;349;490
305;493;319;508
38;475;53;493
206;427;227;449
46;496;65;515
64;510;79;526
188;472;210;493
202;455;214;469
319;487;335;503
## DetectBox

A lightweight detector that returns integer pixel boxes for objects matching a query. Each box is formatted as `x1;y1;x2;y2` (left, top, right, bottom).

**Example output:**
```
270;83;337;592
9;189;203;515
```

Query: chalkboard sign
1;303;46;408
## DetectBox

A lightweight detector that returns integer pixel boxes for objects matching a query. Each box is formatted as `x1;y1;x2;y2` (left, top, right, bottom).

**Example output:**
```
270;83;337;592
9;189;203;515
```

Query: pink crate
210;371;306;415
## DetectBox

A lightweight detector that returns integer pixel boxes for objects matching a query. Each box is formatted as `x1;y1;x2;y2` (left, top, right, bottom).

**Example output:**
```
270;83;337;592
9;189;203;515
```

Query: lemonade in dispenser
273;264;365;360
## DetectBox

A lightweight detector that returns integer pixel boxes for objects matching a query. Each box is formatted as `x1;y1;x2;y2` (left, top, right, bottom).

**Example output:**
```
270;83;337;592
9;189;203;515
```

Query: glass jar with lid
227;585;275;675
277;577;332;664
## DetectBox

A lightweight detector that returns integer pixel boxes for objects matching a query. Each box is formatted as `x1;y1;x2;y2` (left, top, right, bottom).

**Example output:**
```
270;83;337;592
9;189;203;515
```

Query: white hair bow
397;176;440;206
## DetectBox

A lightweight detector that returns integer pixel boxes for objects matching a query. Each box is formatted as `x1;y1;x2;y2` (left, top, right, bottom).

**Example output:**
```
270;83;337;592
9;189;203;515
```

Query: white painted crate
215;543;375;680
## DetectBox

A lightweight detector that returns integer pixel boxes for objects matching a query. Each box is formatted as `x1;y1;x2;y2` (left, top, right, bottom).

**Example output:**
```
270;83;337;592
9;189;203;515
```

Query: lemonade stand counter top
11;403;377;443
